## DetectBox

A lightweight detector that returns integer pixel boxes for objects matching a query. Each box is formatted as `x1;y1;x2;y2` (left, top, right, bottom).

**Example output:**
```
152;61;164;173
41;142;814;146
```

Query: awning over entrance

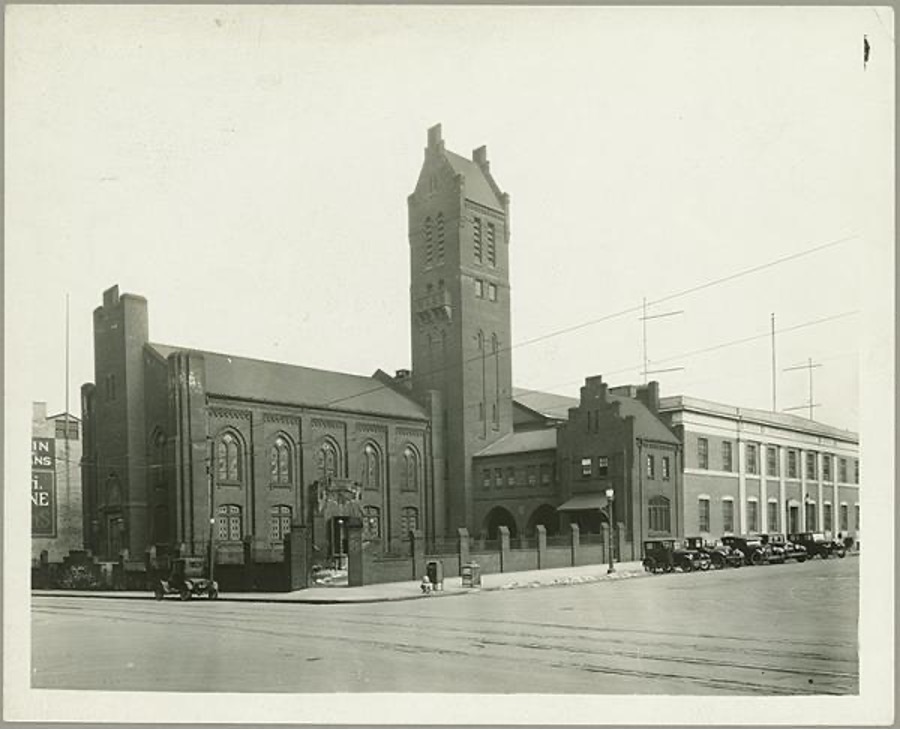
556;494;609;512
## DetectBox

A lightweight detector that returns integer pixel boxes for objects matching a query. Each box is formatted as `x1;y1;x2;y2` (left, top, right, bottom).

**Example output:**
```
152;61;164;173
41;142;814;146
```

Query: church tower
408;124;513;537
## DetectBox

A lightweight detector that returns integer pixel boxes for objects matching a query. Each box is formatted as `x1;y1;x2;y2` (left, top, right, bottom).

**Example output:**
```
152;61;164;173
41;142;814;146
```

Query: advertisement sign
32;438;56;537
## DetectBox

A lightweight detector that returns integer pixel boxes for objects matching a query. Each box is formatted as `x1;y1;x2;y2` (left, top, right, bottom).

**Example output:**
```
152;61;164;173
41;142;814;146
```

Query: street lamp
605;487;615;574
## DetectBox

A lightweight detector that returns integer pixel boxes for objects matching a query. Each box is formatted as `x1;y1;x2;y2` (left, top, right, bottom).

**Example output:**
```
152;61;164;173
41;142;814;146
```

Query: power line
324;233;856;409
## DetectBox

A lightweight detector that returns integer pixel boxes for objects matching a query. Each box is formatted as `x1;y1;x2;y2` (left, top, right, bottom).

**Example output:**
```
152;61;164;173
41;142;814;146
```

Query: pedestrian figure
420;574;433;595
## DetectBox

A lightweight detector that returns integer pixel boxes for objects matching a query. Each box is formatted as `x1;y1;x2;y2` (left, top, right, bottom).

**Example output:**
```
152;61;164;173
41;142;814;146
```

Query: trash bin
425;560;443;591
461;561;481;588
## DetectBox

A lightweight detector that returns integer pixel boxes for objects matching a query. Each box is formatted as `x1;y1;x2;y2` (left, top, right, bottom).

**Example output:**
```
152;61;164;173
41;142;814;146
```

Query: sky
6;5;895;433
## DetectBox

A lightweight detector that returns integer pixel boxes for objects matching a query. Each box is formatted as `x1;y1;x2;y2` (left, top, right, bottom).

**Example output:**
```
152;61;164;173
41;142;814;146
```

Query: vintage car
787;532;846;559
683;536;744;569
720;535;770;566
642;539;707;574
154;557;219;600
759;533;808;562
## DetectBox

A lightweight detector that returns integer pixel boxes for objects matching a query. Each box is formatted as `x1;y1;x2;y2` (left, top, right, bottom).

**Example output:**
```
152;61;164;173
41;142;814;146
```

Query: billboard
32;437;56;537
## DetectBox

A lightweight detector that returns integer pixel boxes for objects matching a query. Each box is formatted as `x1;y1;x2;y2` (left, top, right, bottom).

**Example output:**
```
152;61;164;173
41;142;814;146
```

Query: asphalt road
31;556;858;695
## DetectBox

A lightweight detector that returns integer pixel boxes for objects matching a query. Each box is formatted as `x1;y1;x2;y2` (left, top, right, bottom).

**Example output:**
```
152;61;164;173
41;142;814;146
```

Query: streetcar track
31;601;856;695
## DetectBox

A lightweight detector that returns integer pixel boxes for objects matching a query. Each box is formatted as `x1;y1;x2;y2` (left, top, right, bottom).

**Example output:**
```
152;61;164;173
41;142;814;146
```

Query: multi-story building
32;402;83;562
658;396;860;542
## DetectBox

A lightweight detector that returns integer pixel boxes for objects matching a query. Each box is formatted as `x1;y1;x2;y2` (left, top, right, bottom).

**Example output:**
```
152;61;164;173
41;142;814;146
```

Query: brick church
80;125;688;566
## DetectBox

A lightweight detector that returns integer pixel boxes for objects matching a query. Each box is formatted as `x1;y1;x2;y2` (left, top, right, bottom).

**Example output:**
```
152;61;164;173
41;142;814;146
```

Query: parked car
720;535;769;566
758;533;808;562
788;532;846;559
154;557;219;600
684;536;744;569
642;539;707;574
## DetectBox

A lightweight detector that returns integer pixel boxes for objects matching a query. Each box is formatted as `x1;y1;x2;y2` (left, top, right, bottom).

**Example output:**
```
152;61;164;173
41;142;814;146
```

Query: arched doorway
483;506;518;540
526;504;560;536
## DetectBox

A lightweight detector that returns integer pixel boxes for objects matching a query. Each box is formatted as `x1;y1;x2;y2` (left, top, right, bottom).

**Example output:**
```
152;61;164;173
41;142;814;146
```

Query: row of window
215;433;421;492
474;278;498;301
482;464;555;489
579;455;671;481
696;497;860;534
216;503;420;543
696;437;859;483
472;217;497;266
423;214;445;269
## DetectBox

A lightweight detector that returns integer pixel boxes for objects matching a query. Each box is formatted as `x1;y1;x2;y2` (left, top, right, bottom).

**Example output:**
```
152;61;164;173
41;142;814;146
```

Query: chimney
473;145;489;172
395;368;411;381
102;285;120;309
427;124;444;152
635;381;661;414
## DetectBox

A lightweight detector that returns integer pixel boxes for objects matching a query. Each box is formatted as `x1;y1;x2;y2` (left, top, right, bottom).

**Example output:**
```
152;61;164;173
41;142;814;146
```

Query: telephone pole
770;313;777;411
783;357;822;420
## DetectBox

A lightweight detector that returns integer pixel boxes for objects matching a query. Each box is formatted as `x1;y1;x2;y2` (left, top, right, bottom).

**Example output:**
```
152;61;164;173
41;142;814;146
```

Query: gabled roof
474;428;558;457
444;150;505;212
146;343;428;421
513;387;578;421
513;386;678;445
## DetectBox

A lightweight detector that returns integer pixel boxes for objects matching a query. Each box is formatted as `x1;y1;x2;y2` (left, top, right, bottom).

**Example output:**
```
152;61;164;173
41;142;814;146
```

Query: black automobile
759;533;808;563
787;532;846;559
720;535;769;566
684;536;744;569
642;539;707;574
154;557;219;600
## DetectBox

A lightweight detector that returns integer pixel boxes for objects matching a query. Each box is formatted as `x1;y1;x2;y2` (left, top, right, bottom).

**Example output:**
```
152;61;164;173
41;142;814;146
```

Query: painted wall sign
32;438;56;537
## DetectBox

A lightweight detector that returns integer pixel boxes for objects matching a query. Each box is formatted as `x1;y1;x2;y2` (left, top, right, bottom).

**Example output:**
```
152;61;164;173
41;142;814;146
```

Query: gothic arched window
317;440;340;479
401;507;419;539
402;447;420;492
361;443;381;490
270;436;292;486
436;213;445;265
363;506;381;540
216;432;242;484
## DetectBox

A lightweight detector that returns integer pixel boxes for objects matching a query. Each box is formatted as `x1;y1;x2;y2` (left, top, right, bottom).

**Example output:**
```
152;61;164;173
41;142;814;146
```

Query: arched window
363;506;381;540
269;436;292;486
217;504;242;542
216;432;242;484
362;444;381;490
402;447;419;492
401;507;419;538
317;440;340;479
648;496;671;533
269;505;292;542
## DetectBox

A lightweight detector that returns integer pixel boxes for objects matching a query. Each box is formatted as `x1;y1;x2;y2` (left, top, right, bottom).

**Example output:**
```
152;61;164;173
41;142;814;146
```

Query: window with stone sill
581;457;592;478
787;449;798;479
839;504;849;531
506;467;516;487
767;501;779;532
361;443;381;491
698;498;710;533
401;446;420;492
269;505;292;542
527;466;537;487
661;456;670;481
216;432;243;485
597;456;609;478
217;504;242;542
269;436;292;486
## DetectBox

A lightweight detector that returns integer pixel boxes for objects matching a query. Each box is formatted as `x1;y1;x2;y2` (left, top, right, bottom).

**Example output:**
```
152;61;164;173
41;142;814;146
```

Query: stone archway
526;504;560;536
483;506;518;540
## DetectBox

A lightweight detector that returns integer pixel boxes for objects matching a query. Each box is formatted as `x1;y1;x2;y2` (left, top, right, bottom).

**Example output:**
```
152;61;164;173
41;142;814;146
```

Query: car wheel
836;549;846;559
643;558;656;573
681;561;693;573
180;589;191;601
797;555;807;563
208;587;219;600
699;559;711;571
750;552;764;566
712;554;725;570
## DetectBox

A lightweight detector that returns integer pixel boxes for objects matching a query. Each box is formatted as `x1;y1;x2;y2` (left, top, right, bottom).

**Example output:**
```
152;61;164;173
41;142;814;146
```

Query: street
31;557;858;695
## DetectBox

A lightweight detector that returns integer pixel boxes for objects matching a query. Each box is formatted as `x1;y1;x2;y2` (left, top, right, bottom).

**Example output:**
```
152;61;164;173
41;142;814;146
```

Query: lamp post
605;487;615;574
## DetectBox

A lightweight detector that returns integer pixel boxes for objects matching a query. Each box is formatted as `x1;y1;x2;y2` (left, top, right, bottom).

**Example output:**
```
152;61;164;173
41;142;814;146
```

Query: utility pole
640;297;685;382
770;313;777;412
783;358;822;420
64;294;71;505
205;397;216;583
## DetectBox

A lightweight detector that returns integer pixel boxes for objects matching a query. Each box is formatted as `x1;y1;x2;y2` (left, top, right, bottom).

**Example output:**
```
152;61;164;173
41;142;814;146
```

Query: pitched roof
474;428;558;457
513;387;578;421
146;343;427;421
444;150;505;211
513;386;678;445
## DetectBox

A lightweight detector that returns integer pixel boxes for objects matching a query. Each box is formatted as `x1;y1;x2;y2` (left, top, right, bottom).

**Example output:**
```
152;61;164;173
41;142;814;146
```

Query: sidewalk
33;560;648;605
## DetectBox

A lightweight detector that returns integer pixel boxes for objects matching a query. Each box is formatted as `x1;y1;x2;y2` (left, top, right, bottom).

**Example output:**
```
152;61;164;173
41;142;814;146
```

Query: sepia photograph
3;4;895;726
